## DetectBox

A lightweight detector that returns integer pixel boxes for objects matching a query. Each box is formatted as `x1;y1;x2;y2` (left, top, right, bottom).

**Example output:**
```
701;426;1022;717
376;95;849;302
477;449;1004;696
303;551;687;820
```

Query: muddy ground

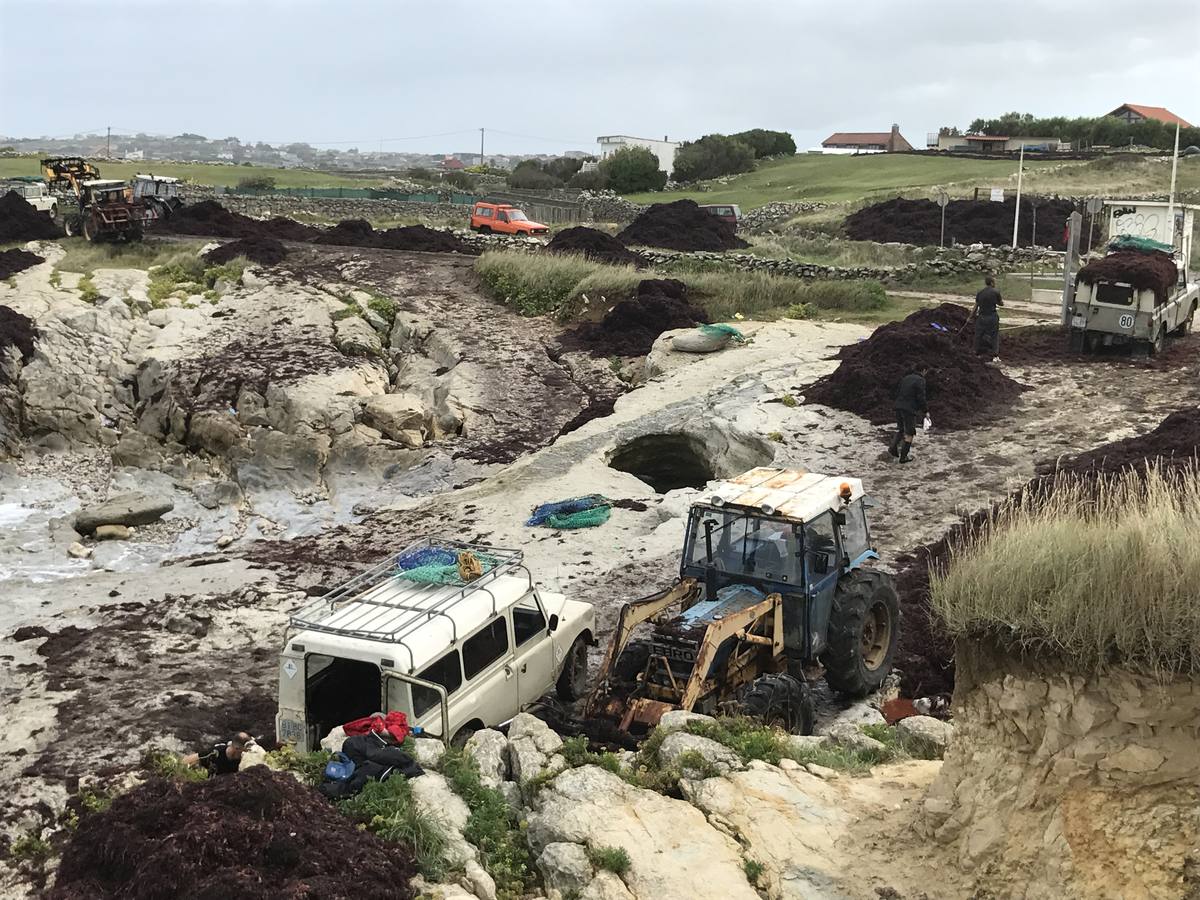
2;237;1199;896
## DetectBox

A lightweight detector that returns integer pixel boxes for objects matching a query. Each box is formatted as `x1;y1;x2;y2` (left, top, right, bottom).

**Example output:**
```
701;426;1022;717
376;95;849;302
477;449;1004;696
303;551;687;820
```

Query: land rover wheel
738;673;815;735
821;569;900;697
556;635;590;701
1175;306;1195;336
1150;326;1166;356
49;203;58;220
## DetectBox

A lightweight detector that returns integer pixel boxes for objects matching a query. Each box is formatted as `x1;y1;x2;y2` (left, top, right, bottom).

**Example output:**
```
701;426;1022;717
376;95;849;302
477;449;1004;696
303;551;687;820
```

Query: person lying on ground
182;731;252;776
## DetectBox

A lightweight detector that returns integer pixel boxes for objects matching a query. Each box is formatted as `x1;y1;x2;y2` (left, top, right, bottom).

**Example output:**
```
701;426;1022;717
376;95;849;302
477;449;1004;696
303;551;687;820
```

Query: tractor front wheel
82;217;99;243
738;672;814;735
821;569;900;697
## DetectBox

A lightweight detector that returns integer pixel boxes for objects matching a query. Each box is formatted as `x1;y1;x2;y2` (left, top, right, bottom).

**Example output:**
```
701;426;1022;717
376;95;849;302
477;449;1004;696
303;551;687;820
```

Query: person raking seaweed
973;275;1003;360
889;367;929;464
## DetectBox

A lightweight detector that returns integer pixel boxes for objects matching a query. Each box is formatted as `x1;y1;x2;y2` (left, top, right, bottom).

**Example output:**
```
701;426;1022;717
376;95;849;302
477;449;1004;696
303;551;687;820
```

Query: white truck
1067;201;1199;355
276;539;596;750
3;179;58;218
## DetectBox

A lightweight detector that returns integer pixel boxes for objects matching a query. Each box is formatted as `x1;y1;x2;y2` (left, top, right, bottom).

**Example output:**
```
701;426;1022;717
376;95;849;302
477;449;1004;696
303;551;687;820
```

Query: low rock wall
215;194;470;226
922;638;1200;899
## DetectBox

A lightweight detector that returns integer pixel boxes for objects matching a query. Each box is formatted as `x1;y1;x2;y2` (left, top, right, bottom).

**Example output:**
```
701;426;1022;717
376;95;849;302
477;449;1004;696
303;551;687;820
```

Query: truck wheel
821;570;900;698
1150;326;1166;356
479;225;492;234
1175;307;1195;336
556;636;590;701
738;673;814;735
612;639;650;683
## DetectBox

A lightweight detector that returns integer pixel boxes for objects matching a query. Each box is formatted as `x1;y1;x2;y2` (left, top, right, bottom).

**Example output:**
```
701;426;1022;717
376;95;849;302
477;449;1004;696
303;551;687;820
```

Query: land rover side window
1095;283;1134;306
805;513;838;578
463;616;509;679
513;598;546;647
840;504;870;562
476;206;493;217
413;650;463;717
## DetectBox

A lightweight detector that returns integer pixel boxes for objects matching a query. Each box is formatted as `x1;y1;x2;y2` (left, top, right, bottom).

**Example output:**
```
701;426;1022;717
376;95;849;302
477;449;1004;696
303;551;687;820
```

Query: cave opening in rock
608;432;717;493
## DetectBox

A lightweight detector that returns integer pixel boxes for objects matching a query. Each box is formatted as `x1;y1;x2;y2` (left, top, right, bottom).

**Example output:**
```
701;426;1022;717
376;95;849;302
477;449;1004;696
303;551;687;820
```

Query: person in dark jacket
183;732;251;776
973;276;1003;358
890;368;928;464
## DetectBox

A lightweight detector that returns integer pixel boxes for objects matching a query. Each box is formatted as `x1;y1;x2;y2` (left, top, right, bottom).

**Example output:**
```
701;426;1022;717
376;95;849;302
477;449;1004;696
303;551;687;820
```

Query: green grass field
627;153;1200;210
0;154;387;189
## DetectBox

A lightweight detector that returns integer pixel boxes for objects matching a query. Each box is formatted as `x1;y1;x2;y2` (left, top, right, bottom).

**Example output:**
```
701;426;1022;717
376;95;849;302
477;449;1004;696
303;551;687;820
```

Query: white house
596;135;680;174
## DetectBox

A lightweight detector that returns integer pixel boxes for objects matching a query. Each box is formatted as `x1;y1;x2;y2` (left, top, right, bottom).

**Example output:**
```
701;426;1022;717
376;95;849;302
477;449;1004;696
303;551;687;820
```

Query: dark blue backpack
324;752;356;782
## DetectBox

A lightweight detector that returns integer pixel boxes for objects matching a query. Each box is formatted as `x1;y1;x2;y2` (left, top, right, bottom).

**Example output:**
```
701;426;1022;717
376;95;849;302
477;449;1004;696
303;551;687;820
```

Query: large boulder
825;723;886;755
464;728;510;788
334;315;383;358
655;710;715;733
74;491;173;533
508;712;565;784
537;841;594;894
527;766;758;900
409;772;476;868
658;732;743;776
896;715;954;759
362;393;429;448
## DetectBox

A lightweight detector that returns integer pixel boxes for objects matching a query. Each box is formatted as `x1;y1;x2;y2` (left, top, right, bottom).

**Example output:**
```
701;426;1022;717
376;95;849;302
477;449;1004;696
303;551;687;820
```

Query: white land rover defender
276;539;596;749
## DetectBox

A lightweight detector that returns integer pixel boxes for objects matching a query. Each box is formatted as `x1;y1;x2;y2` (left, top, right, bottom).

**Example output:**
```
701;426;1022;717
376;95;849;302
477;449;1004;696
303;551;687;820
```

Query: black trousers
894;409;916;443
975;313;999;355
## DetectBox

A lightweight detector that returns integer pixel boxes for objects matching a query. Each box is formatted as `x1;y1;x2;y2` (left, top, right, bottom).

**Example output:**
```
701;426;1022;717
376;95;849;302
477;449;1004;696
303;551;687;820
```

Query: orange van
470;202;549;236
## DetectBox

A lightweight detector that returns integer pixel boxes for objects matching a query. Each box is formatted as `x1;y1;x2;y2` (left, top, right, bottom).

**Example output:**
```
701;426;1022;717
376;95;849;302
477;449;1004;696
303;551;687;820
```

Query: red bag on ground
343;710;410;743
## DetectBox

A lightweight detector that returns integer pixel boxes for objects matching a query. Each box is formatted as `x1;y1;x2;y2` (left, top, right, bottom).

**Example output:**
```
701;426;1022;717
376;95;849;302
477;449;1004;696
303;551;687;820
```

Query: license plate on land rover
1071;315;1085;329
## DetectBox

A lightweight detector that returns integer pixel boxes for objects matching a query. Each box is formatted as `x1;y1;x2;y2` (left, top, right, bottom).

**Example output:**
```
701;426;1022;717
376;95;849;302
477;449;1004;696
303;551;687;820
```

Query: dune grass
474;250;891;322
53;237;205;275
932;467;1200;677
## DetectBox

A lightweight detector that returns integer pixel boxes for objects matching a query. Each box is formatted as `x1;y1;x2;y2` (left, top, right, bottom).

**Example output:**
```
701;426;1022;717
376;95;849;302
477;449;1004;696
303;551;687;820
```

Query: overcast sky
2;0;1198;155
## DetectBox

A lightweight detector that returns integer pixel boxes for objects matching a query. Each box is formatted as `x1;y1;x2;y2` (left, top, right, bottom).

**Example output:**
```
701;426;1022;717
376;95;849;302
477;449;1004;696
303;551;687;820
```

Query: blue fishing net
395;546;498;585
526;495;612;529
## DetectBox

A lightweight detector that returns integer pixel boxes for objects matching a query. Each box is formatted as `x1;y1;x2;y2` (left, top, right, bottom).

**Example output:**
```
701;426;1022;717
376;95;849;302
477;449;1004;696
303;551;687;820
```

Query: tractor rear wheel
612;639;650;683
738;673;814;735
83;217;98;243
821;569;900;698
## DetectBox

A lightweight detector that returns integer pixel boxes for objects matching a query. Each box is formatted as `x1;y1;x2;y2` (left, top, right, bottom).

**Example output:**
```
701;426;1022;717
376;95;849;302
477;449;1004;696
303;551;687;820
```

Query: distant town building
820;125;912;153
123;149;145;161
1106;104;1192;128
596;135;680;173
935;134;1066;153
440;155;466;171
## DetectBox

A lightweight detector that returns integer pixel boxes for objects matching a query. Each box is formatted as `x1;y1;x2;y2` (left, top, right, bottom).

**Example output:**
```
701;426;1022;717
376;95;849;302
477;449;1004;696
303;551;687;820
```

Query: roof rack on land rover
287;538;530;667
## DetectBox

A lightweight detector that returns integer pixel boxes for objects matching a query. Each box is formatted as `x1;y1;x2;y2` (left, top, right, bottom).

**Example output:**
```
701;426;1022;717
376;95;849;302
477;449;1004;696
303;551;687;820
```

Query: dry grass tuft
932;465;1200;677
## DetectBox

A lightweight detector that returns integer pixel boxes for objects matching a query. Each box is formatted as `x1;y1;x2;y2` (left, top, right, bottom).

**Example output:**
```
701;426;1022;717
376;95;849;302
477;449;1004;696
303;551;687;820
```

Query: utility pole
1011;142;1025;250
106;126;111;159
1166;123;1181;250
479;128;485;167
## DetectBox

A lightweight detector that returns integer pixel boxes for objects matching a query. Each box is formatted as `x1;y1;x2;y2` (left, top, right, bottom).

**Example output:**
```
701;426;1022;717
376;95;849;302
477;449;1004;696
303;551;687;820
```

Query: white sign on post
990;188;1004;202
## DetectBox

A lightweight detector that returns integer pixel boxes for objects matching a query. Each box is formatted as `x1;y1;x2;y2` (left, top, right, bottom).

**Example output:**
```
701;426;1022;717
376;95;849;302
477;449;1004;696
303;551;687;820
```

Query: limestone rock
658;732;743;776
75;491;174;533
581;872;635;900
509;712;565;783
410;772;475;866
67;541;92;559
786;734;829;753
335;315;383;358
111;431;165;469
656;709;715;733
363;393;428;448
465;728;510;788
94;524;132;541
537;842;594;894
412;737;446;769
528;766;757;900
825;723;886;754
817;702;886;732
896;715;954;759
192;480;244;509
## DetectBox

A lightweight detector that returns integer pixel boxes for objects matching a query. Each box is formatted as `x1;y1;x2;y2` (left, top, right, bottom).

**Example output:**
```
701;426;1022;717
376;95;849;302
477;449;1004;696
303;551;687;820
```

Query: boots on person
888;433;901;458
899;440;913;464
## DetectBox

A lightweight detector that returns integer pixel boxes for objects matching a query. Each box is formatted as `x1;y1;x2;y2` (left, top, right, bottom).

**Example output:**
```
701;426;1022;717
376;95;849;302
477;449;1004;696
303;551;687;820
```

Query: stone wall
921;638;1200;899
638;244;1059;283
214;194;470;226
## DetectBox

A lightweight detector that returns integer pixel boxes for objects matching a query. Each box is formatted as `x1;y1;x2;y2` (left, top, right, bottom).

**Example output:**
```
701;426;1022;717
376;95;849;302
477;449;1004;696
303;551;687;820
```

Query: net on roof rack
394;545;500;586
